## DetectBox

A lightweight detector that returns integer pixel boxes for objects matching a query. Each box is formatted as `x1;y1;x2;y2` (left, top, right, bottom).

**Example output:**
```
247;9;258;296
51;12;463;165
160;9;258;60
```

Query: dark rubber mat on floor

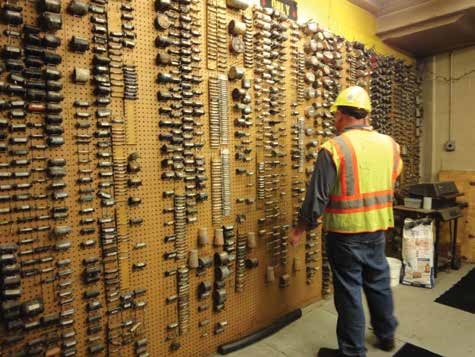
393;343;443;357
435;268;475;314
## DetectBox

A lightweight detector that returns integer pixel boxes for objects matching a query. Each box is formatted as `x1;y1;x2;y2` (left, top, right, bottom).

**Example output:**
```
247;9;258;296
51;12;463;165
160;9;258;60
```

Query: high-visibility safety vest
321;127;402;233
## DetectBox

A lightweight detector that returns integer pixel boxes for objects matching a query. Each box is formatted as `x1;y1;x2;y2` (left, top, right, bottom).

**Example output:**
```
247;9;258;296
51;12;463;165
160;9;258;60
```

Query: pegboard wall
0;1;422;356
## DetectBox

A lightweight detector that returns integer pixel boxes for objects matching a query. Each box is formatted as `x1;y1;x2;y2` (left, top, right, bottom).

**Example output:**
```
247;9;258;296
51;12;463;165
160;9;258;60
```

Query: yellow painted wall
297;0;414;63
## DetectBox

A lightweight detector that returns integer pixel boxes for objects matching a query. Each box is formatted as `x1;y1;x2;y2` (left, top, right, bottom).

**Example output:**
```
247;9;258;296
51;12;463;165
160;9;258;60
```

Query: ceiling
348;0;475;57
381;8;475;57
378;0;430;15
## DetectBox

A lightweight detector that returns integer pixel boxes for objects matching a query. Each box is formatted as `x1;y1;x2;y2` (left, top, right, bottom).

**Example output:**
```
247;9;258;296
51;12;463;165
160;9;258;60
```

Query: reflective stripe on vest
332;135;358;196
391;139;400;183
326;133;398;213
328;191;394;209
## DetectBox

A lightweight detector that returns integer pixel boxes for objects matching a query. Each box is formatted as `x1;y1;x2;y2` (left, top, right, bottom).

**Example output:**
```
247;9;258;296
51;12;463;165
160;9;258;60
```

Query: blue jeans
326;230;398;357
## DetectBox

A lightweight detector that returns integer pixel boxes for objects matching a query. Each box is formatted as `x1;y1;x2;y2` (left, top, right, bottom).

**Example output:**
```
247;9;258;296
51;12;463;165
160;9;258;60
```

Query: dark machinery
400;181;466;270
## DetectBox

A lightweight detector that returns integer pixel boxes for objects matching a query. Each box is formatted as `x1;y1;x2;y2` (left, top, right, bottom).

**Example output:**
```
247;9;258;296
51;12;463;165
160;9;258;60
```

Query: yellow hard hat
330;86;371;113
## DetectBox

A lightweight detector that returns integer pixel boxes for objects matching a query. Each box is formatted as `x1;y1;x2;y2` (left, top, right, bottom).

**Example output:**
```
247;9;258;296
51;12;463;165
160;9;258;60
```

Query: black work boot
317;347;348;357
375;337;395;352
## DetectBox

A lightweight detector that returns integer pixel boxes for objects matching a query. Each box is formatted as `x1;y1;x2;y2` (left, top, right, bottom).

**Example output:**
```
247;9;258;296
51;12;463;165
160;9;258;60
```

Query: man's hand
290;223;306;247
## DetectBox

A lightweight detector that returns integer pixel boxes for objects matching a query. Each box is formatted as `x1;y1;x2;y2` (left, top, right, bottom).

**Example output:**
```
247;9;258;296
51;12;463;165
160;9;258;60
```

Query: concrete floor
216;264;475;357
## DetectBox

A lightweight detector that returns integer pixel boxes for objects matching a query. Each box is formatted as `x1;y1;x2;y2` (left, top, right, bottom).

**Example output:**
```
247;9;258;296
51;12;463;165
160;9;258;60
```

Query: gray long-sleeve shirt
297;149;336;230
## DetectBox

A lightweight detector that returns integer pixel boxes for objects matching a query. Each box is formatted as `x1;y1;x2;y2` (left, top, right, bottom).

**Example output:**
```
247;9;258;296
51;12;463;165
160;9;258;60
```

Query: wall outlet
444;140;456;152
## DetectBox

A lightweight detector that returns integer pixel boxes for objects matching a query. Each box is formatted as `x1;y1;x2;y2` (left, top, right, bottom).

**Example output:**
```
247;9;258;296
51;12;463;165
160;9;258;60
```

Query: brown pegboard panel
0;2;422;357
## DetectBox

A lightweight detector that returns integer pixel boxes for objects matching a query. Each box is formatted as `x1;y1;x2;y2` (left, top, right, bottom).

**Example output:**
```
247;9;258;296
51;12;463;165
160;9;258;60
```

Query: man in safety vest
290;86;402;357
